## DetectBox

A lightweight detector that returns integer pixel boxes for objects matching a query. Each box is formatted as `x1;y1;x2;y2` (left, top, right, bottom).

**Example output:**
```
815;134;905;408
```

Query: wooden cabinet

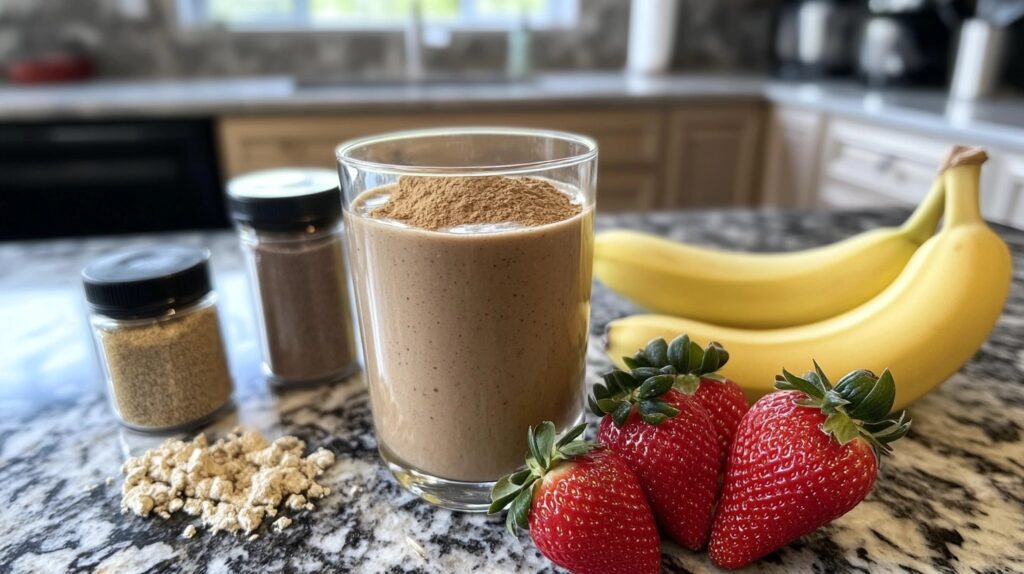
218;102;770;212
760;106;824;207
662;104;765;208
217;100;1024;227
218;108;666;211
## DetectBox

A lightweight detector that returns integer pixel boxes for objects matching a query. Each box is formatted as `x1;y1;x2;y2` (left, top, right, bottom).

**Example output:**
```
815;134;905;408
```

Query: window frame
177;0;579;32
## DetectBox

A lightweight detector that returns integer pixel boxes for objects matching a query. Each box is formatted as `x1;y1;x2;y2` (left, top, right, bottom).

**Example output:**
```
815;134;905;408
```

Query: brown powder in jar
252;231;357;382
370;175;581;230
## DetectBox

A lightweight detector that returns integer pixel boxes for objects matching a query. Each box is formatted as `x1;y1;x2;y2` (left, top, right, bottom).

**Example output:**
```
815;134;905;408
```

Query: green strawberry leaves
594;335;732;428
590;368;679;427
645;338;669;367
489;421;598;534
835;369;896;422
775;362;912;457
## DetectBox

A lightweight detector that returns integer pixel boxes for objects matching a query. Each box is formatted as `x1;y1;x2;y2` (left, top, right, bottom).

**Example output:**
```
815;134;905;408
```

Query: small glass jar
227;168;359;386
82;245;234;433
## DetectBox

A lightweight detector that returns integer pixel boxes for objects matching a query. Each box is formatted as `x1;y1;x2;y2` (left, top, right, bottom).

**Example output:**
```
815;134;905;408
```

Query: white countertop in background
1;73;1023;150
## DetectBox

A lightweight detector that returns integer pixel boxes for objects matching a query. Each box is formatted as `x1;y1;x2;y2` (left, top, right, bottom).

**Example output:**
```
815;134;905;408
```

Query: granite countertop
1;73;1023;150
1;209;1023;573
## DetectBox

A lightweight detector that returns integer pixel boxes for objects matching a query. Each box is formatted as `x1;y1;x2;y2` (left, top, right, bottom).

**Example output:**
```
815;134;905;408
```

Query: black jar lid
82;245;213;318
227;168;342;232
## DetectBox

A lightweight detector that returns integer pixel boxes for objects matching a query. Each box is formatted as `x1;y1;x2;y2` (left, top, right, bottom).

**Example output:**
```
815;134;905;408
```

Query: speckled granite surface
0;210;1022;573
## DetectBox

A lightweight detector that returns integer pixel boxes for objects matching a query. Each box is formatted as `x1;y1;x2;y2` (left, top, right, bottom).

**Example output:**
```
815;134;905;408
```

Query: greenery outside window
177;0;579;31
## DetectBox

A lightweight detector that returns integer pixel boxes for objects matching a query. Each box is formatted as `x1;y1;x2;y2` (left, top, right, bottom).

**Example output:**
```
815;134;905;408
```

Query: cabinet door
760;106;824;207
217;109;664;212
990;153;1024;230
663;103;764;208
598;170;661;211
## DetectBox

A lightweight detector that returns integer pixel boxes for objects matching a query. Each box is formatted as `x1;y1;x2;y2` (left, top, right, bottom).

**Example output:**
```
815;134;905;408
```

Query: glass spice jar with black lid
82;245;234;432
227;168;359;386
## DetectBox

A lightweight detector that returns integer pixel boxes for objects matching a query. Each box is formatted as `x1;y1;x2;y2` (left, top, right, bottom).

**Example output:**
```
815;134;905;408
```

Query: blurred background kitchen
2;0;1024;241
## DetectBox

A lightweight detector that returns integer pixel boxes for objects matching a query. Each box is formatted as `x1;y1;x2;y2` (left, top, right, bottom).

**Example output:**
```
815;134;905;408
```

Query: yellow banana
594;178;946;329
606;148;1011;411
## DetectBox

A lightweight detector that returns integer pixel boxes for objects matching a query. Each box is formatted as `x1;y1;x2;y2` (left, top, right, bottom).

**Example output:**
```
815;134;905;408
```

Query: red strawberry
622;336;749;466
709;364;912;569
489;422;661;574
589;367;720;549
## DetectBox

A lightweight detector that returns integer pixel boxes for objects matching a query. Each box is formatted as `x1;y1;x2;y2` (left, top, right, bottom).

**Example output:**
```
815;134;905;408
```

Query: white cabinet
991;154;1024;229
811;117;1022;229
760;106;824;207
817;119;950;208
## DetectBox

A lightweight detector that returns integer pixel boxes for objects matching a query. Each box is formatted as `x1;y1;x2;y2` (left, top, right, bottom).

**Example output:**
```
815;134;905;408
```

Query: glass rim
335;126;599;177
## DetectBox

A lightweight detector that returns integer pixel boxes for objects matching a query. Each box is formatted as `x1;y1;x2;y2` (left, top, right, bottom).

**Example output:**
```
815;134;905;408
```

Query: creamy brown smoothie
345;176;593;482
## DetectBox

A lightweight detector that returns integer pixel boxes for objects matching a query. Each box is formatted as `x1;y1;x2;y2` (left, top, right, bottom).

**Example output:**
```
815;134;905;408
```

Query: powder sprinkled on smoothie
371;175;580;230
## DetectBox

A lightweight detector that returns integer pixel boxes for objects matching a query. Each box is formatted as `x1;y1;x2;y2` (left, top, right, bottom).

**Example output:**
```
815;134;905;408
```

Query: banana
594;178;946;329
606;148;1012;411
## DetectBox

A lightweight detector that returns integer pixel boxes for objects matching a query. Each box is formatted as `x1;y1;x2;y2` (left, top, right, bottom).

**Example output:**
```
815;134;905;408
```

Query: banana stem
944;165;985;227
900;178;945;244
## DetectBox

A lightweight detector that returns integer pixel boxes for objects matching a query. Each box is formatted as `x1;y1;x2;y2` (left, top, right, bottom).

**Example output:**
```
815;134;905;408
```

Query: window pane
474;0;544;17
193;0;575;27
311;0;461;22
208;0;298;22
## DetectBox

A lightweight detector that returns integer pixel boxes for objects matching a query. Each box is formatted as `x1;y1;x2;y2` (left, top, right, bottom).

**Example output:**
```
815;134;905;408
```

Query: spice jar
227;168;359;386
82;246;234;432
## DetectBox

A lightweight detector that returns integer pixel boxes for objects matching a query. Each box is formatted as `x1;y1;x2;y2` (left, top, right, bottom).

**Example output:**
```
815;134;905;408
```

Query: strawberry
708;363;912;569
489;421;661;574
589;366;720;549
622;335;749;465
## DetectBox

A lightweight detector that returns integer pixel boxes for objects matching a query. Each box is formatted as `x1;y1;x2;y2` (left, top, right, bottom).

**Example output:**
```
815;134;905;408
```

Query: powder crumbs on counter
120;427;335;536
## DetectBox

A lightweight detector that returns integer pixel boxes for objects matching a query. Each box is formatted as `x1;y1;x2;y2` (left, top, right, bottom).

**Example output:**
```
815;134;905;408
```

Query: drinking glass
337;127;597;511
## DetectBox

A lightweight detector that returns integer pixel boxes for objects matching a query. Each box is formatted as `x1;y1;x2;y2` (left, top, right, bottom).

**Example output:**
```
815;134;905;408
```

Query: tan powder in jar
371;175;581;230
97;304;232;429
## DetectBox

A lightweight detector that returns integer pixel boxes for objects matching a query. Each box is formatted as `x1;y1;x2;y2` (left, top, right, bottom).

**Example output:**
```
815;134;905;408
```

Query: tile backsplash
0;0;777;79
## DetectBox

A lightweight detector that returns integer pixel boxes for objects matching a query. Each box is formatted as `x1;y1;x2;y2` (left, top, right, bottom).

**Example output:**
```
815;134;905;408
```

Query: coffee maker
857;0;966;87
772;0;866;79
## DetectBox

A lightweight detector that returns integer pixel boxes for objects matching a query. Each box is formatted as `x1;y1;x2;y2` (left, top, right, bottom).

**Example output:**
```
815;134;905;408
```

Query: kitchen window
177;0;578;30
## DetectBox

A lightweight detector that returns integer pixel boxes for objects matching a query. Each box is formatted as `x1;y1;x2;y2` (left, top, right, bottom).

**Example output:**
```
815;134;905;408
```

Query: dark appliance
0;119;226;241
1008;19;1024;89
857;0;964;87
772;0;866;79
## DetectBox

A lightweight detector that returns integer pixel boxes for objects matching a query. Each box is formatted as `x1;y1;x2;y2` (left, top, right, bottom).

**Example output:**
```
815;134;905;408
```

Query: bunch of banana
605;147;1012;410
595;180;946;329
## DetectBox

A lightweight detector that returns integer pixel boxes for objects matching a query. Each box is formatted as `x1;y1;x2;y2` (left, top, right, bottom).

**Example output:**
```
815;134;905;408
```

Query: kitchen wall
0;0;777;79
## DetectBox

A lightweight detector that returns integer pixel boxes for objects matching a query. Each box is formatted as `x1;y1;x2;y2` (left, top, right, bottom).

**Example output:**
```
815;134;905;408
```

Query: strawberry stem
489;421;597;534
597;335;733;427
774;363;912;457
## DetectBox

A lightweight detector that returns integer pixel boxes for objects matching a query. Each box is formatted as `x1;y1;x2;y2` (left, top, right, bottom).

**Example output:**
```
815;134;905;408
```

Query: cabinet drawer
820;119;950;205
218;109;664;178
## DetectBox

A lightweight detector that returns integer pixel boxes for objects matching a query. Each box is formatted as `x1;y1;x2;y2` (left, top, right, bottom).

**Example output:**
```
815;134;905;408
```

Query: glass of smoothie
337;127;597;511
